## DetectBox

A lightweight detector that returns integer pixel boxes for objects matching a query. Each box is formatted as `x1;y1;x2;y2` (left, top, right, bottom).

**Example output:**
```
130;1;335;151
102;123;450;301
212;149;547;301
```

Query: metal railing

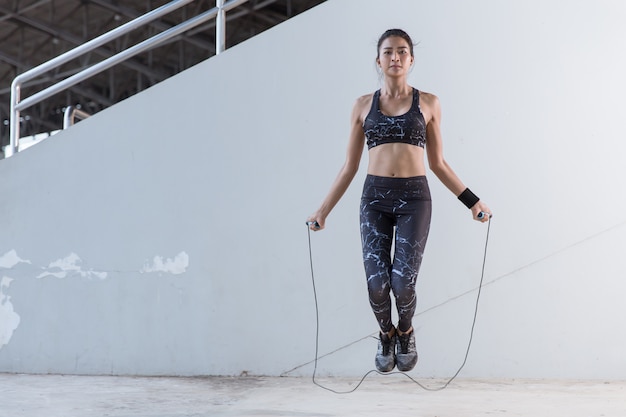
6;0;248;158
63;107;91;130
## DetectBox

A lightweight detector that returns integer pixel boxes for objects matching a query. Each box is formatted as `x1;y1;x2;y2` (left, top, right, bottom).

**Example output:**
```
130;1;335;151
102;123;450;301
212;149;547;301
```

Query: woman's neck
381;79;412;98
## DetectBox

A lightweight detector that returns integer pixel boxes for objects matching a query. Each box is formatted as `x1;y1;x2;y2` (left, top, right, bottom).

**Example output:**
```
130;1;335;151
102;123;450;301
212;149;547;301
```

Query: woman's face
376;36;414;77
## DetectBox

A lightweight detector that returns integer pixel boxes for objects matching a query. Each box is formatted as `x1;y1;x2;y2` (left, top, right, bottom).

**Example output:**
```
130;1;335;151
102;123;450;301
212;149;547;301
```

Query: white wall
1;0;626;379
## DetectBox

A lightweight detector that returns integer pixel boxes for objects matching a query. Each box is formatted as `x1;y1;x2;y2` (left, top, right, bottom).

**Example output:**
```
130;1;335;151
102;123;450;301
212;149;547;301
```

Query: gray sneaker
396;330;418;372
375;332;396;372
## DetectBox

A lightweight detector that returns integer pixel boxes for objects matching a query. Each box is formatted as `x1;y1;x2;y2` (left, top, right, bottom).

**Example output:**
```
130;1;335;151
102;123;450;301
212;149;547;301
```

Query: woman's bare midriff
366;143;426;178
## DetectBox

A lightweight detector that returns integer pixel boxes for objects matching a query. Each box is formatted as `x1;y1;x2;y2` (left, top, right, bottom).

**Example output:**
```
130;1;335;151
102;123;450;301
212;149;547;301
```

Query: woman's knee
367;277;390;305
394;288;416;310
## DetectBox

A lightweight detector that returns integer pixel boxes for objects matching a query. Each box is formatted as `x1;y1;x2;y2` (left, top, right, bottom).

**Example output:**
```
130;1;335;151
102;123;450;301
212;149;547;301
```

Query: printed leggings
360;174;432;334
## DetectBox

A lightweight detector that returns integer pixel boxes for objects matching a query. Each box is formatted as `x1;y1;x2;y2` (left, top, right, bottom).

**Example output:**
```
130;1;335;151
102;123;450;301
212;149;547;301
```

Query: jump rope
305;213;492;394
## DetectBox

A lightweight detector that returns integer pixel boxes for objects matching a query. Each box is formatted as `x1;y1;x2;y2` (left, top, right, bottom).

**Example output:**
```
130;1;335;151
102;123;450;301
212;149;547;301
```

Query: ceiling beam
0;0;52;23
88;0;215;52
186;0;280;36
0;5;168;82
0;50;24;69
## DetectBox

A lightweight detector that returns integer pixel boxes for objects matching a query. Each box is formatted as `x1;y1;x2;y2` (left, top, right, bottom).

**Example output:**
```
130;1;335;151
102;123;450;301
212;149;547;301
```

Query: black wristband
458;188;480;209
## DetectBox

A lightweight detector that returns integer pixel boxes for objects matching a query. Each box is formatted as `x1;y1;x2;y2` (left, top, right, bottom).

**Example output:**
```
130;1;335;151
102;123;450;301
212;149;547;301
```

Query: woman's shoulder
352;91;375;114
348;91;376;125
415;89;441;112
415;88;439;103
355;91;376;105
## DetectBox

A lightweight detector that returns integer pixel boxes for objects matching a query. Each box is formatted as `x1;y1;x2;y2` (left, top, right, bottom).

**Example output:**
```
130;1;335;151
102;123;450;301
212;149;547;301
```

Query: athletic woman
307;29;491;373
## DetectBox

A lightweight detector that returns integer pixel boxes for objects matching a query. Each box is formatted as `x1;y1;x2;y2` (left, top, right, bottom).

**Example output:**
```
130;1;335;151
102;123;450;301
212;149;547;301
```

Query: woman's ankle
397;326;413;336
381;326;396;338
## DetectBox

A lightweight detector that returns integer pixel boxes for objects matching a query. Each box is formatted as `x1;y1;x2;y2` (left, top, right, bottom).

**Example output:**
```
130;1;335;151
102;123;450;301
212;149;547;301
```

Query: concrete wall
1;0;626;379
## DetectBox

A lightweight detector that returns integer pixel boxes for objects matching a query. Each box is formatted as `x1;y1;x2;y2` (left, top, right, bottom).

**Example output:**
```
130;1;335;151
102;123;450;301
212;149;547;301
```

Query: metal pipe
216;0;226;54
6;85;21;158
215;0;249;53
223;0;257;12
63;107;91;130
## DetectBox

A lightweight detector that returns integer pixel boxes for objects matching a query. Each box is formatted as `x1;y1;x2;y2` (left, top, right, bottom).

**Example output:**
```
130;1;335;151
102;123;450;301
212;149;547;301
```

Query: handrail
63;107;91;130
6;0;249;158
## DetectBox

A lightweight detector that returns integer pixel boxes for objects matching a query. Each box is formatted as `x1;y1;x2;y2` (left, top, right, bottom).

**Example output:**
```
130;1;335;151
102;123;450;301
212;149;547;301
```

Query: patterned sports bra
363;88;427;150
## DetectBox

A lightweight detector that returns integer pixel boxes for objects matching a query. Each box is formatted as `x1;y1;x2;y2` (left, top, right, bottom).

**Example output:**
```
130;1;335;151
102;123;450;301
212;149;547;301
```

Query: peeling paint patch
0;276;20;348
0;250;31;269
37;253;108;280
140;252;189;275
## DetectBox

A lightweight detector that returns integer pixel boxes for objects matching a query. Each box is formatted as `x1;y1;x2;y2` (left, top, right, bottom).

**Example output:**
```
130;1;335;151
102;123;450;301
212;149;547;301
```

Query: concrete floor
1;373;625;417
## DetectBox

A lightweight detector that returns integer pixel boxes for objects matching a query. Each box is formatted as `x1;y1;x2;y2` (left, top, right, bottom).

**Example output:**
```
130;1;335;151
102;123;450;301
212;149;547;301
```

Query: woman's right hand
306;214;325;231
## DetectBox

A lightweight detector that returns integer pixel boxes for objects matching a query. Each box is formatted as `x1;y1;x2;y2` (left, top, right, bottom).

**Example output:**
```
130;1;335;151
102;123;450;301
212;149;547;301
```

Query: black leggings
360;174;432;334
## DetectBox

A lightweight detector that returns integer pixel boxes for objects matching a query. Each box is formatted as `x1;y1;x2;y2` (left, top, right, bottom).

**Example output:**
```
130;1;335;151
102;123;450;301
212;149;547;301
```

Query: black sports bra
363;88;427;150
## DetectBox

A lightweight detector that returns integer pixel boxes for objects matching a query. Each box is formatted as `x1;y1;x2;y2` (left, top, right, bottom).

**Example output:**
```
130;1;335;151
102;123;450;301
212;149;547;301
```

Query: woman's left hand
471;202;492;223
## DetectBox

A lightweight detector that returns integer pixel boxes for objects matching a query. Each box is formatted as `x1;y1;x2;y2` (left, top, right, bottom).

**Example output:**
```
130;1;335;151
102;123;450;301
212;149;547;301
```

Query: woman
306;29;491;373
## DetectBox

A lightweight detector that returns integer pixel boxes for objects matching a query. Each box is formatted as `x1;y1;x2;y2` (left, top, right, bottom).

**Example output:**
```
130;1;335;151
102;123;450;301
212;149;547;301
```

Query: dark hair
376;29;414;58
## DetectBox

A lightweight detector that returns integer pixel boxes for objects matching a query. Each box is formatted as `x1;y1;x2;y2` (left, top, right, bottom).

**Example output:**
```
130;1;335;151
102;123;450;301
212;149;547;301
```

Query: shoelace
398;333;411;354
380;334;393;355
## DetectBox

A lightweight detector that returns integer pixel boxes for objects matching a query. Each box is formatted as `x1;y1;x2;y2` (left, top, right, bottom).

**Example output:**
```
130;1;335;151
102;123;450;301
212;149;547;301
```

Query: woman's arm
423;93;491;221
307;96;368;230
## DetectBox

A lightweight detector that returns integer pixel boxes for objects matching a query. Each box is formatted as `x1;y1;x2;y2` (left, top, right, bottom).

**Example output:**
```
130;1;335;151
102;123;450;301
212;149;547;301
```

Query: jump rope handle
477;212;492;220
306;221;321;229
